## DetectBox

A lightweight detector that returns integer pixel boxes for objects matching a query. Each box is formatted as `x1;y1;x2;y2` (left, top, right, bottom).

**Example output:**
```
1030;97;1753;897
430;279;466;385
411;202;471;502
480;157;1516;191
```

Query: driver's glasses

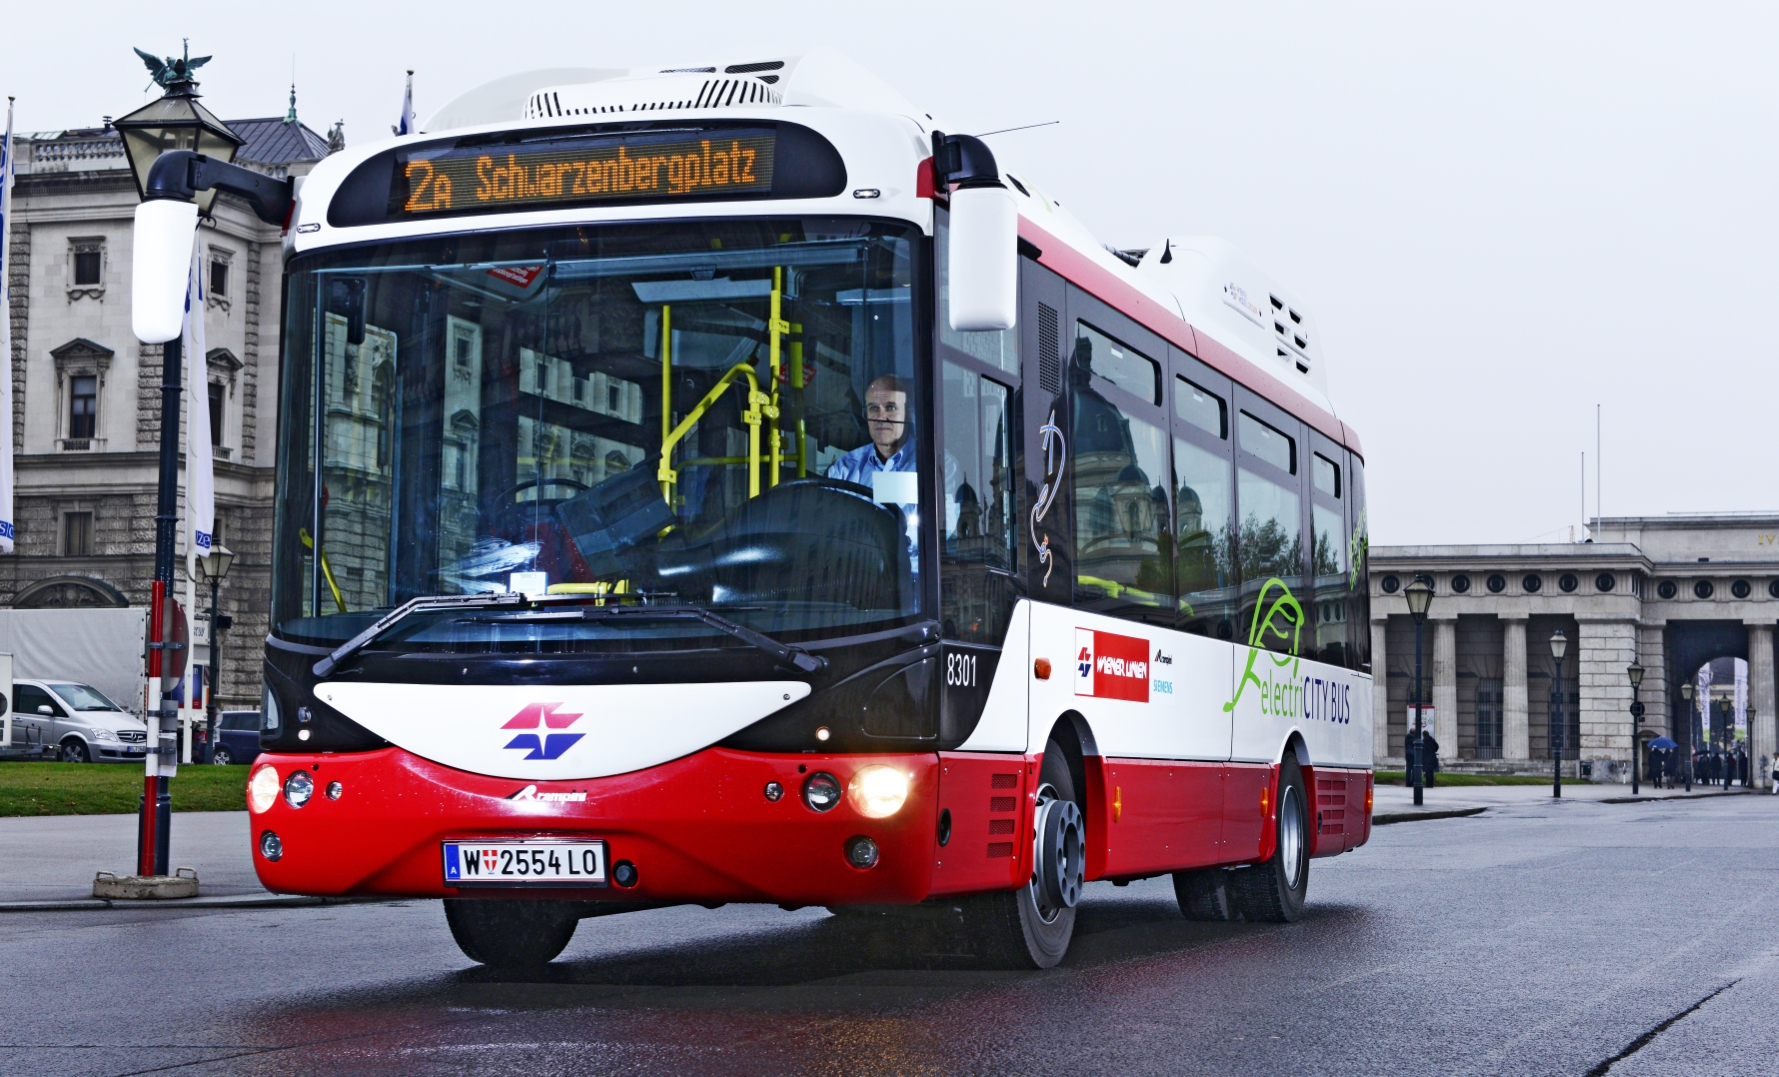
865;401;904;425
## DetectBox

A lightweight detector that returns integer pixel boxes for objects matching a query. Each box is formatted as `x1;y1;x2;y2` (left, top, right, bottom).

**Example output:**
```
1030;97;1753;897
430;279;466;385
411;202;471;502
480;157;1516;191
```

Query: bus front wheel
964;741;1083;969
443;898;581;968
1228;756;1310;923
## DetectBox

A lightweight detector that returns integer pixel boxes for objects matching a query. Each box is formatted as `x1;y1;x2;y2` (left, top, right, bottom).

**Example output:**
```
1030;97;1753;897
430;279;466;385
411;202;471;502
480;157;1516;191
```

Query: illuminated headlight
283;769;314;808
248;765;280;813
847;765;909;819
92;727;118;741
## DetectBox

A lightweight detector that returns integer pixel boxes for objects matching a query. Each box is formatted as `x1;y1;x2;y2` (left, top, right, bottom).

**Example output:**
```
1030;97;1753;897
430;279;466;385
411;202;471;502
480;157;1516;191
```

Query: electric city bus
247;50;1374;969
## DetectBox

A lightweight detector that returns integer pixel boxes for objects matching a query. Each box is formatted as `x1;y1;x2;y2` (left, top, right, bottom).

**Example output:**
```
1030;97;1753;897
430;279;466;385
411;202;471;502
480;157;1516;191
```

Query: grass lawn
1374;771;1593;786
0;761;249;816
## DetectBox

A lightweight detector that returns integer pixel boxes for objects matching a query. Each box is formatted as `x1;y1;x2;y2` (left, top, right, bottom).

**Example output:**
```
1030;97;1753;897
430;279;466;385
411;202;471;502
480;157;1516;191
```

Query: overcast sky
12;1;1778;546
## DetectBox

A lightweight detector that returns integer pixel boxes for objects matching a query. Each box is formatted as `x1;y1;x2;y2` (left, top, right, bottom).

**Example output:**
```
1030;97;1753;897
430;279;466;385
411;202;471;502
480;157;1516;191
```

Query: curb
0;894;395;914
1600;789;1760;804
1372;807;1487;826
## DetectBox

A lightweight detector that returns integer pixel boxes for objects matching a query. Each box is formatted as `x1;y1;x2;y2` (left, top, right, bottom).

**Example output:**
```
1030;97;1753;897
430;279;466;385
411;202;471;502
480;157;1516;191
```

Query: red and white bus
247;50;1374;969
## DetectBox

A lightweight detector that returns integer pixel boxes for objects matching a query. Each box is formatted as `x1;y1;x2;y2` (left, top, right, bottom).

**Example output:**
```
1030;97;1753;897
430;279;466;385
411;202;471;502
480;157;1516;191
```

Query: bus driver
825;374;955;571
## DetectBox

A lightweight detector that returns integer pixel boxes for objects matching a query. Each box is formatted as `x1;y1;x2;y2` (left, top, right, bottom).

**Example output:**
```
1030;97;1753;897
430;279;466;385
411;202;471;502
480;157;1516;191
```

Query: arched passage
1662;621;1750;786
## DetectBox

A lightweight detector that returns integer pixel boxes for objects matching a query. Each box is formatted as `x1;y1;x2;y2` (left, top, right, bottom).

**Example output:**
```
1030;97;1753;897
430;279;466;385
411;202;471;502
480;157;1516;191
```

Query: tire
1172;868;1235;921
58;739;90;764
1229;756;1310;923
211;746;234;766
443;898;582;968
963;740;1083;969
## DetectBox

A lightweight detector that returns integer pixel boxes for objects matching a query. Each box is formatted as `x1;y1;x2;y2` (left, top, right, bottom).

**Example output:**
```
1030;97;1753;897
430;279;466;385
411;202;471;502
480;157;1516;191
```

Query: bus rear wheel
1228;756;1310;923
964;741;1083;969
1172;867;1235;921
443;898;582;968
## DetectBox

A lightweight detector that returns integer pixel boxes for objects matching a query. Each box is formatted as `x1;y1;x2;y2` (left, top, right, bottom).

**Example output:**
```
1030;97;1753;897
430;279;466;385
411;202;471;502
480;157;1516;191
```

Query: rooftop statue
133;40;211;93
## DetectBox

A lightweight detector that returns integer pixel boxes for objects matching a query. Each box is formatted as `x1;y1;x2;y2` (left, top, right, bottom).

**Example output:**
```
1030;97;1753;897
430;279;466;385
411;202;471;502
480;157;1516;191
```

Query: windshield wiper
577;605;827;673
312;593;532;678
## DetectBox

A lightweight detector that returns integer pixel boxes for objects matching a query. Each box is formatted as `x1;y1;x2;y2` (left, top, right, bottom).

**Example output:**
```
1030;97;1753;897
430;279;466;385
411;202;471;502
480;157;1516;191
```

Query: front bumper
247;746;943;906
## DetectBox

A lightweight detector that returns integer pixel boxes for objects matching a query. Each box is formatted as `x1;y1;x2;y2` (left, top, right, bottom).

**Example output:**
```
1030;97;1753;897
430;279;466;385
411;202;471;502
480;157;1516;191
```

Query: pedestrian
1423;731;1441;787
1738;747;1750;787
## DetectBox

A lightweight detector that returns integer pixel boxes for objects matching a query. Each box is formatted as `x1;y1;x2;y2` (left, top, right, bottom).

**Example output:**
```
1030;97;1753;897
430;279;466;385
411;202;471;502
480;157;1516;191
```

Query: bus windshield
272;219;925;648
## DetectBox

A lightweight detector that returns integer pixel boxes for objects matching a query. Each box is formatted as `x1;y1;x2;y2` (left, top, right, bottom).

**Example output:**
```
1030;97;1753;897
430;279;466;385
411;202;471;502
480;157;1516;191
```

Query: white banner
183;241;213;555
0;100;16;554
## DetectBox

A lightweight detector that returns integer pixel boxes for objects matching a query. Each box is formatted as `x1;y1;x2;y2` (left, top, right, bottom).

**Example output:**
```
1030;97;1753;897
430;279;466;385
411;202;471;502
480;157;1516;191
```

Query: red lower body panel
249;746;944;906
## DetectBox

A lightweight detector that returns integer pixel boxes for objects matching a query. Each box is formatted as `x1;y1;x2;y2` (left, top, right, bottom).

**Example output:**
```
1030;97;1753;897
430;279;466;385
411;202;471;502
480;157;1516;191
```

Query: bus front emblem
501;703;585;761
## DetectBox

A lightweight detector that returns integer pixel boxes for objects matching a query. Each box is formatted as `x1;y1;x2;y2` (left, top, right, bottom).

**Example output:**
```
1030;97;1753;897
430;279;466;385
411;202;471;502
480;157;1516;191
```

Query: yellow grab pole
791;321;806;477
766;268;788;487
659;304;673;502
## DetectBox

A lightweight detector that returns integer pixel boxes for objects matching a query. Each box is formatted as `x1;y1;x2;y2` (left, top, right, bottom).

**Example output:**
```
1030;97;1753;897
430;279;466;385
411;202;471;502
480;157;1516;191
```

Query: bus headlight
847;765;909;819
248;764;280;813
283;769;314;808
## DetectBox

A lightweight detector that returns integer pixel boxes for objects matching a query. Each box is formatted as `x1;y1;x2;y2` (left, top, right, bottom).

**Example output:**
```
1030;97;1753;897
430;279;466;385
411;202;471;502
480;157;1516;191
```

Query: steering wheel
496;477;590;505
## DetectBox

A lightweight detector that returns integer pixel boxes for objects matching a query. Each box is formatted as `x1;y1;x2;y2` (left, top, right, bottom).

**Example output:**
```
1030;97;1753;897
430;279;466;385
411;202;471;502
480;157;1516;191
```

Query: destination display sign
395;133;777;216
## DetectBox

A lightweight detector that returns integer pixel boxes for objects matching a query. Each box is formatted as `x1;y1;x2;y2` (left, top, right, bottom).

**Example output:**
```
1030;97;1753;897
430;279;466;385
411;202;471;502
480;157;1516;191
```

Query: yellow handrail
298;527;348;614
658;361;764;500
655;269;796;503
766;267;788;488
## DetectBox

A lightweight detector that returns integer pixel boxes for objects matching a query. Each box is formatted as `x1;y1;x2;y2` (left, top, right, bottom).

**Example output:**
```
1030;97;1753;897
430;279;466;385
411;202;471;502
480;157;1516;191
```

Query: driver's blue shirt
826;440;917;486
828;440;921;572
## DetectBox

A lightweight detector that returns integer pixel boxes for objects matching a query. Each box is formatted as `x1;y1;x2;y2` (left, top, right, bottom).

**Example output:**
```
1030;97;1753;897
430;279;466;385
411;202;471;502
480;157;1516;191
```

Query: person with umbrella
1648;736;1677;789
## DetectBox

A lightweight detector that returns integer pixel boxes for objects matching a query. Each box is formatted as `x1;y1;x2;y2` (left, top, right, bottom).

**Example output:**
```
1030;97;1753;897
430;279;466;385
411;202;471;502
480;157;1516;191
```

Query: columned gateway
1372;514;1779;788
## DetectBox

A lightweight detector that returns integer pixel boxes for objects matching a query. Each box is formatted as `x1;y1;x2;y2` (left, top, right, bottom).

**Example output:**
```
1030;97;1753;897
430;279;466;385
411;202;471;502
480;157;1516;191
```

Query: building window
210;257;229;298
208;382;224;446
69;375;97;439
63;511;93;556
1476;678;1503;758
74;250;101;286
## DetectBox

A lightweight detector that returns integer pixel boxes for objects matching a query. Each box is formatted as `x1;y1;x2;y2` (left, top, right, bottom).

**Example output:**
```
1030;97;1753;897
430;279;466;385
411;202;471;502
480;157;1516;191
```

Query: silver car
11;680;150;763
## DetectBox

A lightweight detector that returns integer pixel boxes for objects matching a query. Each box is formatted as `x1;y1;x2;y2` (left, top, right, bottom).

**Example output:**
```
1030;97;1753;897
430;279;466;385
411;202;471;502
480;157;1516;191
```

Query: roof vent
524;73;782;120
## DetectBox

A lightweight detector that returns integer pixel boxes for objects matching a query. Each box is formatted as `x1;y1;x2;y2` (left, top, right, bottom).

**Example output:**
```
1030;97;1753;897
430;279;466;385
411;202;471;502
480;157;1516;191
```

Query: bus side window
1070;318;1173;626
1172;369;1235;640
1233;401;1305;657
1347;452;1370;672
939;360;1020;642
1309;446;1348;667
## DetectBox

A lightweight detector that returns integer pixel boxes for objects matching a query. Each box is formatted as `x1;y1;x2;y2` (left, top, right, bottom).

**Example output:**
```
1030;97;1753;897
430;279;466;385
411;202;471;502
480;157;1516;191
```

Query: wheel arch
1041;710;1096;800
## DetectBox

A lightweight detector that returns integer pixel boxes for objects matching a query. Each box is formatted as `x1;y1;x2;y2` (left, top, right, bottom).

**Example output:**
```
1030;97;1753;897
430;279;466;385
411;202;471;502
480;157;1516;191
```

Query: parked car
12;680;149;763
209;710;262;767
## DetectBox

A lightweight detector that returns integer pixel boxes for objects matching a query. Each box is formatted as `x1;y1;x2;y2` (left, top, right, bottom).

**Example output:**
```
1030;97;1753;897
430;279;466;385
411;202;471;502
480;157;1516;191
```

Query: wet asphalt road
3;793;1774;1076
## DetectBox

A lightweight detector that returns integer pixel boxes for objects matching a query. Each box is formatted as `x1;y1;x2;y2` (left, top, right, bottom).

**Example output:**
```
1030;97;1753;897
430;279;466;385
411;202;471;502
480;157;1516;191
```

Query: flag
0;99;15;554
393;70;416;136
183;240;213;556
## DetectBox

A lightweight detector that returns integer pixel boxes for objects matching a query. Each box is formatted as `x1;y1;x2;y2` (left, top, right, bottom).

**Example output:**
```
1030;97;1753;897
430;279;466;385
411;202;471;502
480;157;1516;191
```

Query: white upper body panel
290;51;1342;427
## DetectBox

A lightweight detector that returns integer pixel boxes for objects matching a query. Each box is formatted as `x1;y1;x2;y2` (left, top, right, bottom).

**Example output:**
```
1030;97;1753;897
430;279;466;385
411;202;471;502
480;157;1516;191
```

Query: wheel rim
1279;785;1305;889
1028;783;1084;924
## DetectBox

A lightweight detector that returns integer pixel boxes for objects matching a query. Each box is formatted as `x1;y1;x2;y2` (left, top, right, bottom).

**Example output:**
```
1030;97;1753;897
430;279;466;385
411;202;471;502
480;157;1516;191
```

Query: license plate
442;840;607;887
126;746;145;754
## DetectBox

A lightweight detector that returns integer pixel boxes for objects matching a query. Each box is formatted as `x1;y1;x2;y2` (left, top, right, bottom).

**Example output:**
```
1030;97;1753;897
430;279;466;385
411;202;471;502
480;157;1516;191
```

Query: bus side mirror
947;184;1018;332
131;198;199;344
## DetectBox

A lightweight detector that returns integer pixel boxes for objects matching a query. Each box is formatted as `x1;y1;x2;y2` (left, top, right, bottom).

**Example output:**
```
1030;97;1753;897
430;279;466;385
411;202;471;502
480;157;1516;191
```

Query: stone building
1370;514;1779;787
3;102;331;708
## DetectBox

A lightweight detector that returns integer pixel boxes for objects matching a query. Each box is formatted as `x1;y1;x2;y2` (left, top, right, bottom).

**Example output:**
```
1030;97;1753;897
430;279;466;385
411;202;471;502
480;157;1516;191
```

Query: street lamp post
1627;663;1644;796
193;545;234;764
114;53;241;879
1404;574;1434;808
1550;629;1568;799
1680;680;1694;793
116;44;291;880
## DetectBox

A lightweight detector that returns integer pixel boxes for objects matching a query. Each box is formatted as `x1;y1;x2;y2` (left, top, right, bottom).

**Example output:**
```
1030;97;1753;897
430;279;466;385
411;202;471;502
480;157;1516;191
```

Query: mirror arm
144;150;296;226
